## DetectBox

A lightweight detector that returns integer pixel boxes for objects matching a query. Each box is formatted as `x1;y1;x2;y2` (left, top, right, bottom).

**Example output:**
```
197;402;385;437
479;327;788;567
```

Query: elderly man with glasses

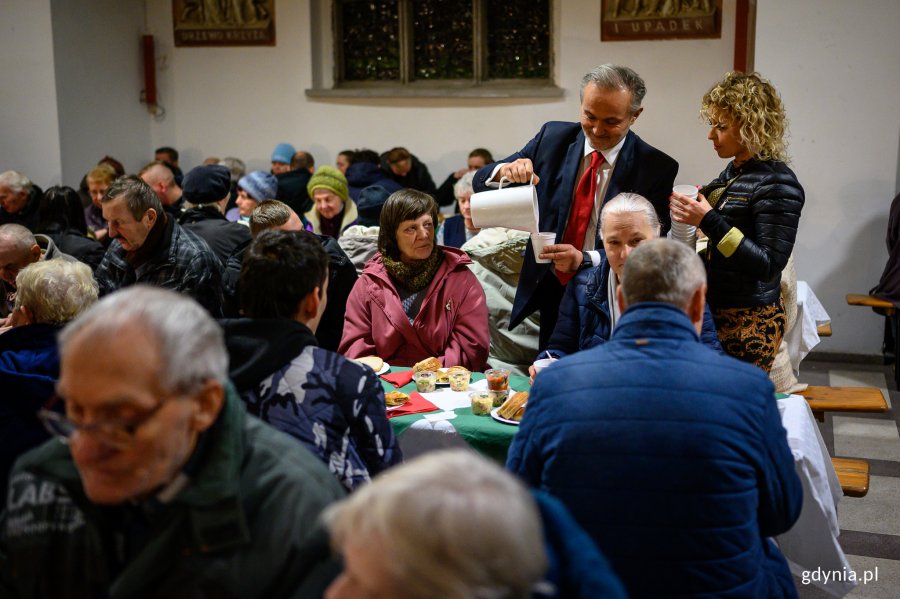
0;286;345;598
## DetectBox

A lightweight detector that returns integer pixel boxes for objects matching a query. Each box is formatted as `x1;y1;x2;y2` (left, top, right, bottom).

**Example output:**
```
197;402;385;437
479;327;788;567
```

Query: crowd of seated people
0;64;814;598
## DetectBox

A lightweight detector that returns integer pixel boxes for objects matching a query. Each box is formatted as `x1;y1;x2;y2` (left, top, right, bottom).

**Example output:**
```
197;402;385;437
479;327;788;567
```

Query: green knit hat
307;165;349;202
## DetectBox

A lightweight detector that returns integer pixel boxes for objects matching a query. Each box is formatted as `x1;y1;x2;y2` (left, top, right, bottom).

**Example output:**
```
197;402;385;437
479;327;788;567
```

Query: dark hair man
94;176;224;316
221;200;357;352
222;230;401;491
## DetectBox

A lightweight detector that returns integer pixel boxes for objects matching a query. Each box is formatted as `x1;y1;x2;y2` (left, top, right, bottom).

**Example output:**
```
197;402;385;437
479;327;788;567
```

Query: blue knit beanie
238;170;278;202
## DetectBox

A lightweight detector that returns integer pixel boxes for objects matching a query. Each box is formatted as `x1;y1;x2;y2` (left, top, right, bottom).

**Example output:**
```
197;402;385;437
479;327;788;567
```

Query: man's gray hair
220;157;246;183
0;224;37;253
620;238;706;309
453;170;476;200
0;171;33;194
324;449;547;598
15;259;98;324
580;64;647;113
102;175;164;220
59;286;228;392
599;193;660;239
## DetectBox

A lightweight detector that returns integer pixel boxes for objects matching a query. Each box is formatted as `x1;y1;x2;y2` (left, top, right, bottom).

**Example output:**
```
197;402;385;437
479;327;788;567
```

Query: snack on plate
354;356;384;372
413;357;442;373
385;391;409;406
469;392;493;416
497;391;528;421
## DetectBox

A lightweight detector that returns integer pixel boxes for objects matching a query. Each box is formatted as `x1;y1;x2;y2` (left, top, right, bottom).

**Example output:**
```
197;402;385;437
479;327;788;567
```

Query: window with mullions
335;0;551;86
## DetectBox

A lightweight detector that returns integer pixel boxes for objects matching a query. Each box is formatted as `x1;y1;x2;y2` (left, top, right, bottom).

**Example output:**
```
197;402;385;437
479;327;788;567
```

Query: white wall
756;0;900;355
0;0;63;184
144;0;735;188
50;0;151;184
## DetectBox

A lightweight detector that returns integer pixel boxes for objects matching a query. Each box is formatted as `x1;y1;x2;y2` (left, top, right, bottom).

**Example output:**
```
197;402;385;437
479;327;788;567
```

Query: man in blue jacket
473;64;678;348
508;238;803;599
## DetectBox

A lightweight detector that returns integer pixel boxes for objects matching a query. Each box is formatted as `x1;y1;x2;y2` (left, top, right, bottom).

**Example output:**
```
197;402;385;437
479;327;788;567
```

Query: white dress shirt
486;134;627;267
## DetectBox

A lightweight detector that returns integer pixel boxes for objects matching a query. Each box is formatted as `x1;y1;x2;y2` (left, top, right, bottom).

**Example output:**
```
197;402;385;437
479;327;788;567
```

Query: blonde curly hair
701;71;788;162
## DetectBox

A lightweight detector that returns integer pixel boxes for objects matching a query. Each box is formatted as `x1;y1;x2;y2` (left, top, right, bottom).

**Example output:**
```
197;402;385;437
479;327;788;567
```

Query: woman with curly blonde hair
669;71;804;371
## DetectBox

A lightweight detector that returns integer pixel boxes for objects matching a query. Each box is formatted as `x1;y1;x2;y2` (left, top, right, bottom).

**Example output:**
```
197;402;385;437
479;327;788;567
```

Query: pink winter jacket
339;247;490;371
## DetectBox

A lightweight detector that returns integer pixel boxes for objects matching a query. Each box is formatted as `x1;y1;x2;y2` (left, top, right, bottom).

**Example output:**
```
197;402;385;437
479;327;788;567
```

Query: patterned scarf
383;245;444;292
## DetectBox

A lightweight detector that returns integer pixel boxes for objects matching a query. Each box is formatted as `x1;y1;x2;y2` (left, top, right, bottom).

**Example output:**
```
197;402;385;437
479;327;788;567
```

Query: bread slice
497;391;528;421
385;391;409;406
354;356;384;372
413;357;442;373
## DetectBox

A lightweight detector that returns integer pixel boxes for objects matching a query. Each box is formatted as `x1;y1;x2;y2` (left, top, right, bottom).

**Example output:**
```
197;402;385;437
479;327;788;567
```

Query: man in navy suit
473;64;678;348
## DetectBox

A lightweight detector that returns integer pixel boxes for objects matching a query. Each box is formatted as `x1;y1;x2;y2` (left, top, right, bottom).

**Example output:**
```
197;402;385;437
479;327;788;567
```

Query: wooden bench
797;386;889;422
846;293;895;315
846;293;899;386
832;457;870;497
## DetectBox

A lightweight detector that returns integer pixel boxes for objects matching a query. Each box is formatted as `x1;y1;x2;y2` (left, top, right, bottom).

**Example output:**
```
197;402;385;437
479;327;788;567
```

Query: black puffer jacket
699;159;804;308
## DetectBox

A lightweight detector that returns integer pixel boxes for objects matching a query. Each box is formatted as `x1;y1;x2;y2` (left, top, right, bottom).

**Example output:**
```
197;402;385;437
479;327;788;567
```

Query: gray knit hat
306;166;349;202
238;170;278;202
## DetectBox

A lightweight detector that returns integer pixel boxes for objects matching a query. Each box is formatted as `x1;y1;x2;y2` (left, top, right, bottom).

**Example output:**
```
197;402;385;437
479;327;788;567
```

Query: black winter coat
700;159;804;309
178;206;252;266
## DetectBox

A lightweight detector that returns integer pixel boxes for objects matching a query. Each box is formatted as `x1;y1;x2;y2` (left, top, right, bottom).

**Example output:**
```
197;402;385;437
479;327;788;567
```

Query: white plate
376;362;391;375
490;407;520;426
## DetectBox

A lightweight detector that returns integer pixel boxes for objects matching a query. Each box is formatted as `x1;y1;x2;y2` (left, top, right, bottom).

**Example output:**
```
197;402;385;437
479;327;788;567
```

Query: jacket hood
220;318;318;392
341;224;379;238
461;228;529;277
346;162;387;187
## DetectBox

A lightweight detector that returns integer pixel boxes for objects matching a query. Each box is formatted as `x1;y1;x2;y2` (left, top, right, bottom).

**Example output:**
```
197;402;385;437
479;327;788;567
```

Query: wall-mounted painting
601;0;721;41
173;1;276;47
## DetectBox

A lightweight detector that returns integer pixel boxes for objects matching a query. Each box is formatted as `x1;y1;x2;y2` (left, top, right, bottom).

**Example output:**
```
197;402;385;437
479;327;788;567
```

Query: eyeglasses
38;394;168;450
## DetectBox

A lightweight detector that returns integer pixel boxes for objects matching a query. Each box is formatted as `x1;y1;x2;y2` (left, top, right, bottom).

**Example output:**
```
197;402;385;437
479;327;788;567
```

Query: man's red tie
556;151;603;284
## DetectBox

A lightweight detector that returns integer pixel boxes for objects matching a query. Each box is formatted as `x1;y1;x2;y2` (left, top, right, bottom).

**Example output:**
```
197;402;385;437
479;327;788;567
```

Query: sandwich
412;357;442;373
497;391;528;422
385;391;409;407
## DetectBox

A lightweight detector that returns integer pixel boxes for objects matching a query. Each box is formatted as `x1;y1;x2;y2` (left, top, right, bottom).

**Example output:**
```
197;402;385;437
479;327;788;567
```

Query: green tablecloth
383;369;530;463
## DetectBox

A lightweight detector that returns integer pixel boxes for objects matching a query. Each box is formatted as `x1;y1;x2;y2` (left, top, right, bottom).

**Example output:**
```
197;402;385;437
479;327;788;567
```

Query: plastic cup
413;371;437;393
469;392;493;415
670;184;699;250
488;389;509;407
531;232;556;264
532;358;555;374
673;184;699;200
485;368;510;391
449;370;471;392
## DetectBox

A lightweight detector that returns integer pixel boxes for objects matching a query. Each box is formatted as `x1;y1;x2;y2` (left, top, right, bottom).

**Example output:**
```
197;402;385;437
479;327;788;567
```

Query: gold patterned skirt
711;301;785;373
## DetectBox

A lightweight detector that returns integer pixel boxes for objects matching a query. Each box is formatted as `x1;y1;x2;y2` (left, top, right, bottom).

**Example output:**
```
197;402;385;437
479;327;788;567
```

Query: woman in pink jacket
339;189;489;371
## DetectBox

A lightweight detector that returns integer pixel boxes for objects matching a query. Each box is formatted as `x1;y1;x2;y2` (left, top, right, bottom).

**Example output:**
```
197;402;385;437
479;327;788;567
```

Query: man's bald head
0;224;41;287
140;161;180;206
